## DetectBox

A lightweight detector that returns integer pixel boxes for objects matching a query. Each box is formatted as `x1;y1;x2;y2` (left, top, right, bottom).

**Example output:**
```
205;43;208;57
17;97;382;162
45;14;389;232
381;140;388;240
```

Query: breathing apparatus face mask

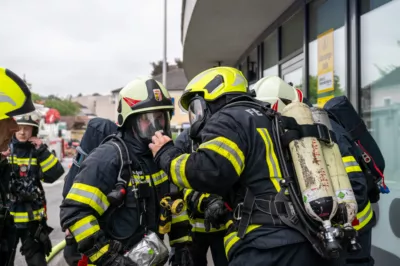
188;96;209;140
132;111;171;143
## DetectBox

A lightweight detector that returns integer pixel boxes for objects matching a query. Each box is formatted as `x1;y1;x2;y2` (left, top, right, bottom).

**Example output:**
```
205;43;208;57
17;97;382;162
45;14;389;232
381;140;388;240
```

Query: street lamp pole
162;0;167;86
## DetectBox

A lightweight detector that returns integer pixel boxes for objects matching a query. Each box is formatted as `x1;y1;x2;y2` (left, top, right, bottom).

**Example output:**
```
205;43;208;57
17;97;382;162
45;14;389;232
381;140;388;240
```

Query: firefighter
253;76;374;266
0;67;35;266
175;128;229;266
149;66;334;266
5;110;65;266
59;77;192;266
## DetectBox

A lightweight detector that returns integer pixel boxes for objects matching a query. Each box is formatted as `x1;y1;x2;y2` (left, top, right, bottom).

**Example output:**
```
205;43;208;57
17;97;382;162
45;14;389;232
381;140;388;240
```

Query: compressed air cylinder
281;102;338;225
311;107;358;224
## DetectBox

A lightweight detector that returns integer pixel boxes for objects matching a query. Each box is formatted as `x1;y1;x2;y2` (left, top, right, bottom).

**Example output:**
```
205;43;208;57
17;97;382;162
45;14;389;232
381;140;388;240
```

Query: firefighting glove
99;240;138;266
204;197;228;232
169;245;194;266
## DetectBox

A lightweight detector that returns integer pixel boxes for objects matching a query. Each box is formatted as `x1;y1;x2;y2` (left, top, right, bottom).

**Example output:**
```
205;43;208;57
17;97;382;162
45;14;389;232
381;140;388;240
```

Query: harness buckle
233;203;243;221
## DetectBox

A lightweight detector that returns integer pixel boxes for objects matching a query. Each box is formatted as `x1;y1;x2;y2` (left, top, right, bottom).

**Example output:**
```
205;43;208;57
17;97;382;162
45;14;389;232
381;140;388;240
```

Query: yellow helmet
0;68;35;120
179;66;248;111
117;77;174;127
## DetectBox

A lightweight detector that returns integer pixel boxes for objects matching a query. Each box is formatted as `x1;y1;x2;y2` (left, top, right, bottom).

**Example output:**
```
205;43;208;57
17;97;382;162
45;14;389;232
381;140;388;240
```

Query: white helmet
253;76;303;112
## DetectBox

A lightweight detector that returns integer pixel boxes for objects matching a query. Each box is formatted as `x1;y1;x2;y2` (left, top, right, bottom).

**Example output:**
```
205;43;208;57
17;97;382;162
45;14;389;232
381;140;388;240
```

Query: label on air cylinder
335;189;355;201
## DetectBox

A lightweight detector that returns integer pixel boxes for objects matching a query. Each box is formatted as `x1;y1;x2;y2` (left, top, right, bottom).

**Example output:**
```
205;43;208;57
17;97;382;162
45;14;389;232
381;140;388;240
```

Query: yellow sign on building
317;28;334;107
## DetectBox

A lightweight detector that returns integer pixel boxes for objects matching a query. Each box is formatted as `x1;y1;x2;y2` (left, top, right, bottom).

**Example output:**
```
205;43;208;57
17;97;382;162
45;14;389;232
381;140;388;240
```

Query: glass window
360;0;400;263
263;31;278;77
281;9;304;59
308;0;346;106
240;58;248;80
248;48;258;83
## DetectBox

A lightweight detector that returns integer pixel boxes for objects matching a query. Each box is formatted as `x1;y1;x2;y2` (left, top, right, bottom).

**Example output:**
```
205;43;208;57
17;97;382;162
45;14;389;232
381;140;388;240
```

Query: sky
0;0;182;97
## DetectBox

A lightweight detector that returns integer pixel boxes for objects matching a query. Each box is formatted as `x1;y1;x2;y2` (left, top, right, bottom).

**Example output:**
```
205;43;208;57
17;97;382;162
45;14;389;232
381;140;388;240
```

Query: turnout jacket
7;137;64;228
175;129;226;234
155;97;307;261
60;131;180;265
330;119;374;232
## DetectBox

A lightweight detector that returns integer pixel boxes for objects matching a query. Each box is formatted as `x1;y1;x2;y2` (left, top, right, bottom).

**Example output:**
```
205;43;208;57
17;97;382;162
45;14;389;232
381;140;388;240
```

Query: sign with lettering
317;29;334;107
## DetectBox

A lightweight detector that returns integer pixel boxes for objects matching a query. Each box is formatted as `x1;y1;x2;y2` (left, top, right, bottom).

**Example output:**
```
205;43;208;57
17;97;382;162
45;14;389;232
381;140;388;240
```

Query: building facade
182;0;400;264
72;94;115;120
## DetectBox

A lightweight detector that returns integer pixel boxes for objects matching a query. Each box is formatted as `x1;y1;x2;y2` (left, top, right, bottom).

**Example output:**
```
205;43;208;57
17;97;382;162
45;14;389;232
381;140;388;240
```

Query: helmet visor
133;111;171;140
188;98;206;127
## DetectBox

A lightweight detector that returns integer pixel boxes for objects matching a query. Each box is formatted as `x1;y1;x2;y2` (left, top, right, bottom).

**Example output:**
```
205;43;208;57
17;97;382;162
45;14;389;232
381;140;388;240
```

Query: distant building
72;94;115;121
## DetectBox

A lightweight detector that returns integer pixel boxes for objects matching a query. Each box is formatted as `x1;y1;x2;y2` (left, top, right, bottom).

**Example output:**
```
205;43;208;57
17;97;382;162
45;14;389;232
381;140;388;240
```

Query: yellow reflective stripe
170;154;191;189
197;193;209;213
10;208;44;223
89;244;109;262
40;153;58;172
190;218;226;233
183;189;193;202
70;215;100;243
7;156;38;165
353;201;373;231
66;183;110;215
129;170;169;187
172;209;189;224
256;128;283;192
342;156;362;173
198;137;245;176
224;224;261;258
170;236;192;245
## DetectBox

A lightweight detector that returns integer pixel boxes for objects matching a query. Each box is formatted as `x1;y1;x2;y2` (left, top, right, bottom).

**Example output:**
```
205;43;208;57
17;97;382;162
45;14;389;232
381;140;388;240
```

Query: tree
150;60;169;76
44;99;80;116
296;75;344;104
175;58;183;68
31;92;41;103
77;93;83;97
92;93;100;96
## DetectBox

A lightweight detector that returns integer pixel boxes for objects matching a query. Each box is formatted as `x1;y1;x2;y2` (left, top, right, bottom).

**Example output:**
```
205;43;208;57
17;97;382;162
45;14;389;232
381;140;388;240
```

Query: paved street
13;157;214;266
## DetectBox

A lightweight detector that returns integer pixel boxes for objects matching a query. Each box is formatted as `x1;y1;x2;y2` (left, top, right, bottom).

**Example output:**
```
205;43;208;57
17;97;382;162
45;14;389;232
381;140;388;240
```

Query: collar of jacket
11;135;35;149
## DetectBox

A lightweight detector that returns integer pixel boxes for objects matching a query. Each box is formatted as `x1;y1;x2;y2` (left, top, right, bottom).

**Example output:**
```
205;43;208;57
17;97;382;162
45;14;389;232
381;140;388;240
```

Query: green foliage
44;99;80;116
175;58;183;68
151;60;169;76
31;92;41;103
296;75;344;104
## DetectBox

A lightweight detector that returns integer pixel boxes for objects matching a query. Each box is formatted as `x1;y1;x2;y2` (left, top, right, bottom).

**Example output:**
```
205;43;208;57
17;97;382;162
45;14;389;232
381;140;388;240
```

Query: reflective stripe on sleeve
40;153;59;172
7;156;38;165
257;128;283;192
224;224;261;258
66;183;110;215
171;208;190;224
353;201;373;231
342;156;362;173
198;137;245;176
169;236;192;246
10;208;44;223
70;215;100;243
129;170;168;187
190;218;226;233
170;154;191;189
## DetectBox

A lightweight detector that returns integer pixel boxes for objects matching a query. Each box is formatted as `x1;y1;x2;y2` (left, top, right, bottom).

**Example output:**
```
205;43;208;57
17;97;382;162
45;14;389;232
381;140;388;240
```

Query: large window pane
281;9;304;58
308;0;346;106
248;48;258;83
263;31;278;76
360;0;400;263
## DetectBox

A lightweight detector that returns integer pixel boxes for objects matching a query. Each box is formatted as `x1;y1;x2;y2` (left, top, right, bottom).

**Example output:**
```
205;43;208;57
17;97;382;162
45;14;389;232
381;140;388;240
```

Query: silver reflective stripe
200;140;244;169
260;128;280;177
358;206;372;223
41;156;56;169
224;233;236;247
174;155;188;188
69;188;108;212
0;93;16;105
343;161;359;167
72;220;99;235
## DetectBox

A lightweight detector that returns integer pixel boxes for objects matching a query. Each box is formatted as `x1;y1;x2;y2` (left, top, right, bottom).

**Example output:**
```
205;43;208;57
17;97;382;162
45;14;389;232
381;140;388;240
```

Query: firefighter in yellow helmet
149;67;336;265
253;76;375;266
0;67;35;152
0;67;35;266
60;77;193;266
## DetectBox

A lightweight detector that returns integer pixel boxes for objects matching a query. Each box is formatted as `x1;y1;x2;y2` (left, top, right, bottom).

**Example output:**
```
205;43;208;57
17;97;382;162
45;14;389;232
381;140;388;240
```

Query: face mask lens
134;111;170;140
188;99;205;126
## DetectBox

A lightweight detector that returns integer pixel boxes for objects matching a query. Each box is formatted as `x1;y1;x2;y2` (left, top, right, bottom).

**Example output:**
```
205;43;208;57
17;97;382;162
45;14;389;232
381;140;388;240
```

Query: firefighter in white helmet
253;76;375;266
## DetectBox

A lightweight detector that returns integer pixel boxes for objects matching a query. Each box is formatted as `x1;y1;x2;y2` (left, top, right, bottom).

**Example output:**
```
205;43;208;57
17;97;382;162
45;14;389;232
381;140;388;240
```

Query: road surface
14;158;215;266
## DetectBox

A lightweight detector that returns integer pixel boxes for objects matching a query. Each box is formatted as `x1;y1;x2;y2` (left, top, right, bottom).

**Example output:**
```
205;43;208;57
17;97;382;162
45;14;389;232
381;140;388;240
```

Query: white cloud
0;0;182;96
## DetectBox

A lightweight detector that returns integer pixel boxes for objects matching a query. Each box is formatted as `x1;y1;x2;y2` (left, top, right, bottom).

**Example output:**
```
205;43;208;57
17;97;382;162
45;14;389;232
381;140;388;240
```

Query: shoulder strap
106;133;133;186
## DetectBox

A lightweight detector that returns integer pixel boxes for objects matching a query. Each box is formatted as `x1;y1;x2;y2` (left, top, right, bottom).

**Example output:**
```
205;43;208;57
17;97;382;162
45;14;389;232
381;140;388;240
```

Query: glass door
281;53;304;91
